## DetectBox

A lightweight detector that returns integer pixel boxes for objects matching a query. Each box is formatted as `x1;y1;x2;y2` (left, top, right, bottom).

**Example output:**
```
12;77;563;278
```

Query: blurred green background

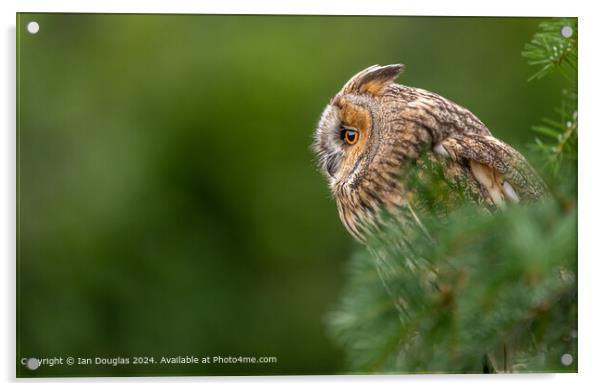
17;13;567;377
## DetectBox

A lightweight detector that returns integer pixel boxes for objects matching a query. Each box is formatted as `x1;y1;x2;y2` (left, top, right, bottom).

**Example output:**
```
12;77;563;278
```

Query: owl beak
326;162;337;178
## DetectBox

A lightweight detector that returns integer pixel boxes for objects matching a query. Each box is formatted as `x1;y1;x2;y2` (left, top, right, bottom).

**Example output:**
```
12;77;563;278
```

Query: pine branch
531;90;577;173
327;194;577;373
524;19;578;175
522;19;577;82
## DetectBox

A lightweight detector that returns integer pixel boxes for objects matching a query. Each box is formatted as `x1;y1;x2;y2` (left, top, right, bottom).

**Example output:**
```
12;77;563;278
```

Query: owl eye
342;127;359;145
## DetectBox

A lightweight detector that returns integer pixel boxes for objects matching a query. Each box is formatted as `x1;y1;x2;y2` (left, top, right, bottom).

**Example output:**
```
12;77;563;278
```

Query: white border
2;1;600;390
1;0;585;16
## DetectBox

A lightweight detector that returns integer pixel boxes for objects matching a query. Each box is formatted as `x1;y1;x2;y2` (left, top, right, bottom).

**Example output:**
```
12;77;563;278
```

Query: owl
313;64;548;373
313;64;546;242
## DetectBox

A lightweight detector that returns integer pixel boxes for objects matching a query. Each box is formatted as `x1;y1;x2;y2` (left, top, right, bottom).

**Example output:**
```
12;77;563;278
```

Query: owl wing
433;133;547;207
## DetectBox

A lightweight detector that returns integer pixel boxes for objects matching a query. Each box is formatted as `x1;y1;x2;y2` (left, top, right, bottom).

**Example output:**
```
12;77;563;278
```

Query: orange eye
343;128;359;145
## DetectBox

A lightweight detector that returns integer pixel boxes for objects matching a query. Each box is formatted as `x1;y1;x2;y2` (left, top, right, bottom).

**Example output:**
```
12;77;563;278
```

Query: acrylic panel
16;13;577;377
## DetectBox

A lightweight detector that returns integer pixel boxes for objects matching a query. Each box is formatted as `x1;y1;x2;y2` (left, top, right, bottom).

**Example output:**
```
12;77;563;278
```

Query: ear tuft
342;64;405;96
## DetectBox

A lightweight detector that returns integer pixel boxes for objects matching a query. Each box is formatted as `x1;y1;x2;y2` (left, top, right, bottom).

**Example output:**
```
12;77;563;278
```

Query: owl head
312;64;422;239
313;64;406;189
